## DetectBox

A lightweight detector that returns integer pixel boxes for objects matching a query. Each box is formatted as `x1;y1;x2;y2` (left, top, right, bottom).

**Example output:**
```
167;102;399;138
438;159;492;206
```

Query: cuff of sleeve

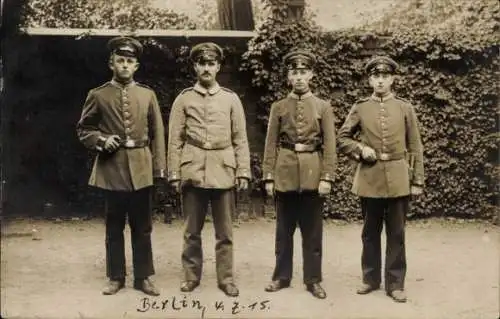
154;169;166;179
262;172;274;182
96;136;107;152
320;173;335;182
168;171;180;182
236;169;251;180
412;180;424;187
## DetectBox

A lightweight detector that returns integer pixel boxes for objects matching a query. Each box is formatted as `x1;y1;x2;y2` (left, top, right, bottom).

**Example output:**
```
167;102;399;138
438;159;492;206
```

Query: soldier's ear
390;74;398;85
108;55;114;69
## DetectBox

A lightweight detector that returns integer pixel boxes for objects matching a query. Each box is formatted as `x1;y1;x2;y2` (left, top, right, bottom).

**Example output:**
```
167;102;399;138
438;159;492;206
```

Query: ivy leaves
241;0;499;220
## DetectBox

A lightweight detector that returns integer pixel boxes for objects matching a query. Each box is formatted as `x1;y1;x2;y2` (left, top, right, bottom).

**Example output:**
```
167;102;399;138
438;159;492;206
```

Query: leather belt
186;136;231;150
280;141;320;153
120;139;149;149
377;152;405;161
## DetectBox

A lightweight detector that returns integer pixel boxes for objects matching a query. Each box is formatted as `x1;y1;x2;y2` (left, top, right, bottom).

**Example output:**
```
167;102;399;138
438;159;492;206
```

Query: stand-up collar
370;92;394;102
194;82;221;96
289;91;313;100
110;79;136;89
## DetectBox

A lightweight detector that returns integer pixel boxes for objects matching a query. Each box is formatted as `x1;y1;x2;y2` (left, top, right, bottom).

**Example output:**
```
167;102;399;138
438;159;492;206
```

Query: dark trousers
104;187;155;280
181;186;235;285
360;196;409;292
272;191;324;284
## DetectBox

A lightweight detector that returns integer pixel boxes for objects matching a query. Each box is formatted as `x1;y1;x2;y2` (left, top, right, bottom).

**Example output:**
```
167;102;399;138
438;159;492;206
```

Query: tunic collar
110;79;136;89
289;91;313;100
370;92;394;102
194;82;221;96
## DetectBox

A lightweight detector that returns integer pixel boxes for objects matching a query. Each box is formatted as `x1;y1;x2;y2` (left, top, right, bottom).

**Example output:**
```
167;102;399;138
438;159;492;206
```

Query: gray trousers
181;186;235;285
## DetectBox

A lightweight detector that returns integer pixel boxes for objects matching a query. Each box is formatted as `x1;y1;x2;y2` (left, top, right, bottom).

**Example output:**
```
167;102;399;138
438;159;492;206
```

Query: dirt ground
1;216;498;319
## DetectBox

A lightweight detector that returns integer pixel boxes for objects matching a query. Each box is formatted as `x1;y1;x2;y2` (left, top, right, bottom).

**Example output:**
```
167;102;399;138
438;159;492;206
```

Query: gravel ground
1;217;498;319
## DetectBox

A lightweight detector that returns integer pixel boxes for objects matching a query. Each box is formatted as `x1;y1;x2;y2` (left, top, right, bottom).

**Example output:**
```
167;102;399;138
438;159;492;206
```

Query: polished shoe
180;280;200;292
306;283;327;299
102;279;125;295
387;289;407;303
264;280;290;292
356;283;380;295
134;278;160;296
218;283;239;297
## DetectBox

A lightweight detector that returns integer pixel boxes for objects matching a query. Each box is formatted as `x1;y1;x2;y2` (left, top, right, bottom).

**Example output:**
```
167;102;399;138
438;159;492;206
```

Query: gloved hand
361;145;377;163
318;180;332;196
410;185;423;196
236;178;249;191
104;135;121;152
170;180;181;193
265;182;274;197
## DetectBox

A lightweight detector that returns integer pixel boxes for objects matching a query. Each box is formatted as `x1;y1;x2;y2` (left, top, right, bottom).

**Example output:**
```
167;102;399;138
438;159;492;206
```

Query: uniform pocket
180;150;193;166
223;152;236;169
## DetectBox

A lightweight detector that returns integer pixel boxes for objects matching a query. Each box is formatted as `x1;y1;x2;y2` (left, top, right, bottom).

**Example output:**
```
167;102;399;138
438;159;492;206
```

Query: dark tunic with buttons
337;93;424;198
76;80;166;191
262;91;337;192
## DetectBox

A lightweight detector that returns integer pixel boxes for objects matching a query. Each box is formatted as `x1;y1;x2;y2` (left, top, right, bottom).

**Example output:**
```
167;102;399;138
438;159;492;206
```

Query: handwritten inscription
137;296;271;318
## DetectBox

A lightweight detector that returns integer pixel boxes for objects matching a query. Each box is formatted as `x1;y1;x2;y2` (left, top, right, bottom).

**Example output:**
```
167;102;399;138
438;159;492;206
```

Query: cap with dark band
365;55;399;75
107;36;143;58
283;49;316;70
189;42;224;62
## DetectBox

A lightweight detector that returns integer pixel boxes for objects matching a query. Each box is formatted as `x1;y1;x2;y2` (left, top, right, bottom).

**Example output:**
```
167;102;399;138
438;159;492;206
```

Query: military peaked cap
364;55;399;75
189;42;224;62
107;36;143;58
283;49;316;70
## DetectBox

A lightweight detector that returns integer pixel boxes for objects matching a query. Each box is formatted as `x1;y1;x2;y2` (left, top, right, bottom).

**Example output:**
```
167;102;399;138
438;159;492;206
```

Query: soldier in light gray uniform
167;42;251;297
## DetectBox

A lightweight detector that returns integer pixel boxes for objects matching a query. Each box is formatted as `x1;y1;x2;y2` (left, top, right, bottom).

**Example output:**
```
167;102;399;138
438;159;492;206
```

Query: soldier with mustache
167;42;251;297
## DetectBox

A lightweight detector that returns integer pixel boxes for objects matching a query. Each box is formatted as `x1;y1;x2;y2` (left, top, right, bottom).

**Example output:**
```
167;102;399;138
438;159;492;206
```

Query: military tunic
76;79;166;281
337;93;424;198
77;80;166;191
167;83;251;188
262;91;336;192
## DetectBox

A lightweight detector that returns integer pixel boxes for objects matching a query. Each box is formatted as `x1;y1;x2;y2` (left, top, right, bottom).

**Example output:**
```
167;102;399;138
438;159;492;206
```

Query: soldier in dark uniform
76;36;166;296
337;55;425;303
167;42;251;297
262;49;337;299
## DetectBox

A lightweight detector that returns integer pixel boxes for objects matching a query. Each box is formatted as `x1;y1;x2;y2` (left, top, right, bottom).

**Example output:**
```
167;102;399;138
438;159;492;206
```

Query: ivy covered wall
2;0;498;220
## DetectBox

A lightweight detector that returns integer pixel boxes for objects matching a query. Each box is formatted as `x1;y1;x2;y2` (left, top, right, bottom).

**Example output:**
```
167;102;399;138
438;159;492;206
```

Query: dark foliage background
2;0;498;221
240;0;499;220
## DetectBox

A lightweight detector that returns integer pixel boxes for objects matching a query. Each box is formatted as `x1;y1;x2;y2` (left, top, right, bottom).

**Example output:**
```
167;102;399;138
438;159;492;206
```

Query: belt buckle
379;153;389;161
124;139;135;148
294;143;307;152
203;142;212;149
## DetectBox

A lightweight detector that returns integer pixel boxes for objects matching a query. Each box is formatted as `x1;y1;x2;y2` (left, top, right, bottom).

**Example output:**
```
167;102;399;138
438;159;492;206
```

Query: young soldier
337;55;425;303
76;36;166;296
167;42;251;297
262;49;337;299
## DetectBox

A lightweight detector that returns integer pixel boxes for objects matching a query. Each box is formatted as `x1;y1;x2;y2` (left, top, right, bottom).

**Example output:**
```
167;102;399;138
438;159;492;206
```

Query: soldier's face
109;54;139;81
368;72;394;95
287;68;313;93
194;59;220;86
